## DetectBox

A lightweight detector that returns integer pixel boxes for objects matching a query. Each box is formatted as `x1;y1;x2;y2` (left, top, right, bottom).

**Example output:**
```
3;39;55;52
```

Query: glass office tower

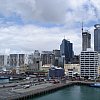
94;24;100;53
60;39;73;64
82;31;91;51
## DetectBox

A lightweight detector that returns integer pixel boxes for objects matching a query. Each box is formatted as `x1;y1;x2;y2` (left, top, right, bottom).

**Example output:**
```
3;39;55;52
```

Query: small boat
90;83;100;87
23;85;30;89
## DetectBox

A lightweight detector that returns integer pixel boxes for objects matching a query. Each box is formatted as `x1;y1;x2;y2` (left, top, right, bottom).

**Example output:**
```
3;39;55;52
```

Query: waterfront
0;81;99;100
29;85;100;100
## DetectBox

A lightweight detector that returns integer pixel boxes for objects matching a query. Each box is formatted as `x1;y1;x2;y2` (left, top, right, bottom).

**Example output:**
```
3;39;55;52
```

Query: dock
0;81;95;100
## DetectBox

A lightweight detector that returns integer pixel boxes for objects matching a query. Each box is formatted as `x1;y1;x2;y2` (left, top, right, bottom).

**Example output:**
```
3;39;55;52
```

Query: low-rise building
64;64;80;77
49;66;65;78
40;64;51;72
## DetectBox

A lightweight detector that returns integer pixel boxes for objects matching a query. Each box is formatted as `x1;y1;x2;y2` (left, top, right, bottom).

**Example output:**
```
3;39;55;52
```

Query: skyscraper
94;24;100;52
80;48;98;79
60;39;73;64
82;31;91;51
41;51;55;65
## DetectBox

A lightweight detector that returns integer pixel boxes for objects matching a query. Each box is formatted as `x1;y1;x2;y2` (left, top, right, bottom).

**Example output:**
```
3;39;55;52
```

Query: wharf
0;81;95;100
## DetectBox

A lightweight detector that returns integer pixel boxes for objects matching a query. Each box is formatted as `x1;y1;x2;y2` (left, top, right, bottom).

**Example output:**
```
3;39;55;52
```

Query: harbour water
29;85;100;100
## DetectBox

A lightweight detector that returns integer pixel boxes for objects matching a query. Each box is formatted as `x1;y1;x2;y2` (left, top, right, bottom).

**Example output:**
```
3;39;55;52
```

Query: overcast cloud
0;0;99;54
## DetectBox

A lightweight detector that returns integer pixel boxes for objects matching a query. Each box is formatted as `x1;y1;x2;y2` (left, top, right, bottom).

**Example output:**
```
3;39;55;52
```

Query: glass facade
82;32;91;51
94;26;100;52
60;39;73;64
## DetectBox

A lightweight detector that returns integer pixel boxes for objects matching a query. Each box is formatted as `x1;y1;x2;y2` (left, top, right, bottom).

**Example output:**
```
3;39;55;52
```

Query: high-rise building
53;50;61;66
41;51;55;65
94;24;100;52
9;54;28;67
60;39;73;64
82;31;91;51
80;48;98;79
0;55;8;67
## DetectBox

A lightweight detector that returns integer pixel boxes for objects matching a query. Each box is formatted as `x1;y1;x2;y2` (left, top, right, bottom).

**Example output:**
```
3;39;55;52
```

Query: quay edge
6;81;95;100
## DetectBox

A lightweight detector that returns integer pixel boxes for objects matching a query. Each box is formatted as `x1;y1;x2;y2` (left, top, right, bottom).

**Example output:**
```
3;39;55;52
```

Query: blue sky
0;0;99;54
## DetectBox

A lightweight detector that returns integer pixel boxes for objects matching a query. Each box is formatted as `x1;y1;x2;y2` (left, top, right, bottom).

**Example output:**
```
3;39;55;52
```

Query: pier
0;81;95;100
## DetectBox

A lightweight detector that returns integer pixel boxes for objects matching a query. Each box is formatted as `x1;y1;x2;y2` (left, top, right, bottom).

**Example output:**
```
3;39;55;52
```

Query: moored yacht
90;83;100;87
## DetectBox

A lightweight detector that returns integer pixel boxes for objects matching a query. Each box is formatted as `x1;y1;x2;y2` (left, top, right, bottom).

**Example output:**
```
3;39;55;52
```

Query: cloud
0;0;98;55
0;0;99;24
0;24;82;54
0;0;67;24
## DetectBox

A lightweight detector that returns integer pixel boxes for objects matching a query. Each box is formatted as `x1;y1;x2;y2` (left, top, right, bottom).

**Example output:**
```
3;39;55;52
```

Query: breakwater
0;81;95;100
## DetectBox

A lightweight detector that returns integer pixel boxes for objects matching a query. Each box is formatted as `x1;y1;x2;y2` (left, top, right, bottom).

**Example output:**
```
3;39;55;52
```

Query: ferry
90;83;100;87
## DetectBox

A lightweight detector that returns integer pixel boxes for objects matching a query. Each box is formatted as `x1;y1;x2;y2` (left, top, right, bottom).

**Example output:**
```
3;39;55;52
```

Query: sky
0;0;100;54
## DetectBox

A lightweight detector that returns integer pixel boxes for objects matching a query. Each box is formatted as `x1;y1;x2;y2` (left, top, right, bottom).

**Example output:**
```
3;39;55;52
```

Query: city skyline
0;0;99;54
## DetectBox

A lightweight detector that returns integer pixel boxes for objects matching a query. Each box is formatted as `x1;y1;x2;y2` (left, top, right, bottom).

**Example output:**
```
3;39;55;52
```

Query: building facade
41;51;55;65
94;24;100;52
60;39;73;64
28;53;41;71
82;31;91;51
49;66;65;78
64;64;80;77
53;50;61;66
98;53;100;76
73;55;80;64
34;50;40;58
9;54;28;67
80;49;98;79
0;55;8;67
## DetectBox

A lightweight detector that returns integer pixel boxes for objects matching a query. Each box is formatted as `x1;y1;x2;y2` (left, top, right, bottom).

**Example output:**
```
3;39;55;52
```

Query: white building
98;53;100;76
64;64;80;77
80;48;98;79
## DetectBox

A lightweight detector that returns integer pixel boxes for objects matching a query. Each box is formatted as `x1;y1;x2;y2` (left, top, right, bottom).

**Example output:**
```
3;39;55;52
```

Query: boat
23;85;30;89
90;83;100;87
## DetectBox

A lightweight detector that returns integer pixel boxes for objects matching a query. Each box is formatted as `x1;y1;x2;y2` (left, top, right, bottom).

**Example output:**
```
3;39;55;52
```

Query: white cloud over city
0;0;99;54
